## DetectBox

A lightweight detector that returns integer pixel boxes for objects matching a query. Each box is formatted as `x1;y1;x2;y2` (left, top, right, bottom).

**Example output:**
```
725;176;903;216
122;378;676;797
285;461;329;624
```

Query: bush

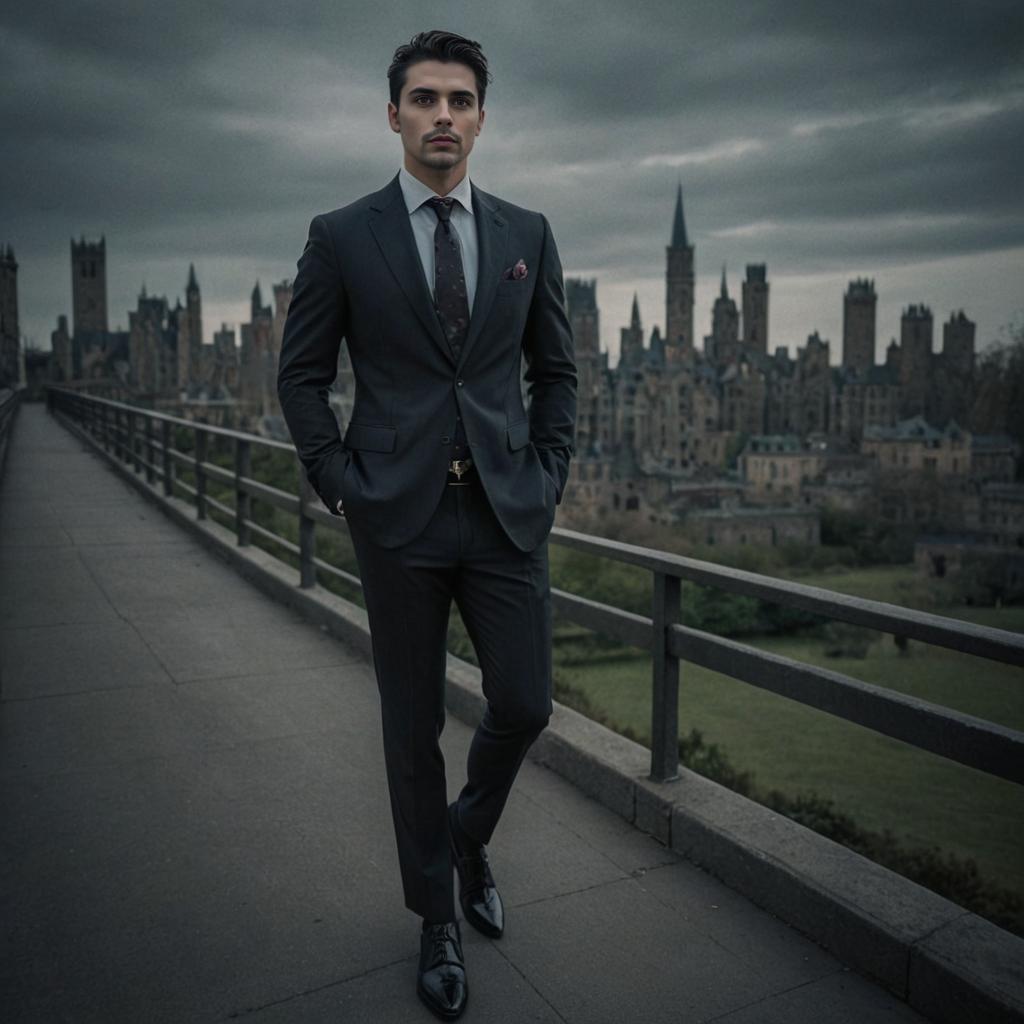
821;621;875;658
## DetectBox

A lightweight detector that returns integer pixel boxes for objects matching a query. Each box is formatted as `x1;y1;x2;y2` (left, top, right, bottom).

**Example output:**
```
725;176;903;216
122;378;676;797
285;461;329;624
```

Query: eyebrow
407;87;476;101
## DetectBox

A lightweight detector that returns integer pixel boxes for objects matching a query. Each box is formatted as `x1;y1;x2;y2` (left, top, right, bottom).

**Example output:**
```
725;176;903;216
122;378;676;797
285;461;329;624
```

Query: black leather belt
446;457;475;485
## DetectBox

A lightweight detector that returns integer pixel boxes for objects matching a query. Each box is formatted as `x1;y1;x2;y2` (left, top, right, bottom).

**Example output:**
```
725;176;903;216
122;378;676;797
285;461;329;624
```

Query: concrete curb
56;408;1024;1024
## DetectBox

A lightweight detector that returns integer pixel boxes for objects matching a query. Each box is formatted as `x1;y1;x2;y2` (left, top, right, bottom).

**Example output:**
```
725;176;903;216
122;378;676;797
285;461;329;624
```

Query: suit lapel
368;173;451;363
458;184;508;371
366;172;509;370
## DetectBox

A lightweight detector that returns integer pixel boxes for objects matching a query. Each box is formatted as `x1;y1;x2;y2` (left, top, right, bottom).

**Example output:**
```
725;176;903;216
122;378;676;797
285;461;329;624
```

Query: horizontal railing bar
46;385;294;450
550;587;653;649
202;461;234;487
551;526;1024;668
241;516;299;555
311;557;363;589
667;622;1024;784
242;478;299;515
204;494;233;520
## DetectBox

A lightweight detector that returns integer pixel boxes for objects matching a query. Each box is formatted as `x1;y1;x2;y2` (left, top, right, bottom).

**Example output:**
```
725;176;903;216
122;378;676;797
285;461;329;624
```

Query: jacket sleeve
522;213;578;504
276;214;349;515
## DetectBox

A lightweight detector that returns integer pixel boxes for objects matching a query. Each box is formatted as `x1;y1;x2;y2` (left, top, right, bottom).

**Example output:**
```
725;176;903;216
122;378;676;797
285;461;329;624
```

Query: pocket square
501;258;528;281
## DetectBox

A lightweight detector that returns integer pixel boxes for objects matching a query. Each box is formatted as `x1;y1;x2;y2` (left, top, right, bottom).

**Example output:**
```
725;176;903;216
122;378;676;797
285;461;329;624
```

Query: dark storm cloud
2;0;1021;355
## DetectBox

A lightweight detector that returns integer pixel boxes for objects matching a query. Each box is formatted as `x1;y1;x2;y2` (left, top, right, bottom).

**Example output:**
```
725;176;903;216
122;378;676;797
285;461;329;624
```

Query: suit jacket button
456;378;464;387
441;435;451;444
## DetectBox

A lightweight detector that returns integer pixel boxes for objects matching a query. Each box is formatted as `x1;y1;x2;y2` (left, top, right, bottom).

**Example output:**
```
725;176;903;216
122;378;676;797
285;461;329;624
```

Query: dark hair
388;30;492;109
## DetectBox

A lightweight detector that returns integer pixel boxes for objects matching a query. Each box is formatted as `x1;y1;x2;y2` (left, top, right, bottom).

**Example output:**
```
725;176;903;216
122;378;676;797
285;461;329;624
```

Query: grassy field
549;562;1024;904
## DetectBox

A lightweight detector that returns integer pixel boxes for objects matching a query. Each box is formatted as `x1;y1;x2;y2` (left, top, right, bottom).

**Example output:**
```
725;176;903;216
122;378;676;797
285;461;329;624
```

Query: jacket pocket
506;419;531;451
343;422;397;452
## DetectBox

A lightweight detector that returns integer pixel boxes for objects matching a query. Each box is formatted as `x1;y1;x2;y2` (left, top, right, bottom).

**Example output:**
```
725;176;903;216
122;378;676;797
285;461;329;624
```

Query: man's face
387;59;485;176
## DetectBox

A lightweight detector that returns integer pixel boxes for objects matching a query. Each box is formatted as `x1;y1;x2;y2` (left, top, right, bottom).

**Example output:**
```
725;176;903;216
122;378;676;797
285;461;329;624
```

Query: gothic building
560;185;986;530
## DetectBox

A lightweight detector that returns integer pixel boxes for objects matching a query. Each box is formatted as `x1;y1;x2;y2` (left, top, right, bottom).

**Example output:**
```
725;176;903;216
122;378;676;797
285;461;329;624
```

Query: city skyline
3;1;1021;361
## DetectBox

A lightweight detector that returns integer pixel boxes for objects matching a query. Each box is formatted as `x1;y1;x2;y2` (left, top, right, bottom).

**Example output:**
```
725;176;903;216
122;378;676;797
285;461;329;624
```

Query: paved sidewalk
0;403;929;1022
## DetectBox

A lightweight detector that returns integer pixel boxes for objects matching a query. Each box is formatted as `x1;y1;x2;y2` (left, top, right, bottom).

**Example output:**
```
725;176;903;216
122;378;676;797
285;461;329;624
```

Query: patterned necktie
426;196;470;361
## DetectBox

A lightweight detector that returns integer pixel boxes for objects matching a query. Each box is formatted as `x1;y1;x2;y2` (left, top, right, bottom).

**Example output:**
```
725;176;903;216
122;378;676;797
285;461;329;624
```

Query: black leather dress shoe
448;801;505;939
417;920;468;1020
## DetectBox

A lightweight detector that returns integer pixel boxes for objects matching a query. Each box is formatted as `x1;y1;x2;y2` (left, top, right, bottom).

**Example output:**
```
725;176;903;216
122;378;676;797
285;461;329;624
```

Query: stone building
970;434;1019;484
687;506;820;547
742;263;768;356
862;415;971;477
71;235;108;343
706;266;740;368
739;434;827;504
664;181;695;356
50;315;73;382
842;278;876;372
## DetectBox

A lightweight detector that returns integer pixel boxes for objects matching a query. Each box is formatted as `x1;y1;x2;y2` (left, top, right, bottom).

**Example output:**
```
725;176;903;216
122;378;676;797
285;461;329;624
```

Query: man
277;29;576;1021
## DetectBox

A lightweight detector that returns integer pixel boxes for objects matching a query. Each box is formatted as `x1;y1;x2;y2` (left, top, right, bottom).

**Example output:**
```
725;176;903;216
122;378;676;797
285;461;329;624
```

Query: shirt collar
398;165;474;218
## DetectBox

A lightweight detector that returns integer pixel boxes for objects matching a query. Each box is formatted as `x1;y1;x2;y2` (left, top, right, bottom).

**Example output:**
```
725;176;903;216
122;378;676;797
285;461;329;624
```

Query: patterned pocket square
501;258;528;281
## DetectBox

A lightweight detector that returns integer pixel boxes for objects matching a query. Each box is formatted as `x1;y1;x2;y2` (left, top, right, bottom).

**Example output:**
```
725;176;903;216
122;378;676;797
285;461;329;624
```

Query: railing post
126;410;137;471
235;438;251;546
144;415;155;484
162;419;172;496
650;570;681;782
195;428;207;519
133;412;143;474
118;407;127;462
297;457;316;589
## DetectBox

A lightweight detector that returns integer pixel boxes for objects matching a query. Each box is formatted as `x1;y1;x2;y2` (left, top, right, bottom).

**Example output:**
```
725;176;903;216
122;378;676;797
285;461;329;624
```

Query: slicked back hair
388;30;492;109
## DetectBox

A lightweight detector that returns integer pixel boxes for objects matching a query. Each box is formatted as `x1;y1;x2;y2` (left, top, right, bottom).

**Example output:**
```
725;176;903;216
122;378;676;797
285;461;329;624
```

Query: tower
898;303;933;417
710;265;740;367
70;235;108;341
665;181;694;357
741;263;768;355
942;310;975;380
0;244;19;387
51;314;72;382
251;280;271;323
566;277;603;455
185;263;203;388
620;292;644;366
843;278;876;371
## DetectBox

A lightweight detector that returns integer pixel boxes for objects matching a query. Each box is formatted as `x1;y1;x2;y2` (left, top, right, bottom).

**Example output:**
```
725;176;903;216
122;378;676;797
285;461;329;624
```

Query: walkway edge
54;407;1024;1024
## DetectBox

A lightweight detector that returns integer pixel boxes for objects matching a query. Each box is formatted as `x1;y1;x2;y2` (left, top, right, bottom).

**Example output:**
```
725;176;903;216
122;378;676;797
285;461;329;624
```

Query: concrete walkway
0;403;930;1023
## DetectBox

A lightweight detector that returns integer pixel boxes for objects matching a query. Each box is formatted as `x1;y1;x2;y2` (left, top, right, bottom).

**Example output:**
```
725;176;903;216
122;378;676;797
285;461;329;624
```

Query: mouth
429;137;457;146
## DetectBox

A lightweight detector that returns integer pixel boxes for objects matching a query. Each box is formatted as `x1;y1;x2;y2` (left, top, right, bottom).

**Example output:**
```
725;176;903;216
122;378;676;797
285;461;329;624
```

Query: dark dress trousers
277;171;577;921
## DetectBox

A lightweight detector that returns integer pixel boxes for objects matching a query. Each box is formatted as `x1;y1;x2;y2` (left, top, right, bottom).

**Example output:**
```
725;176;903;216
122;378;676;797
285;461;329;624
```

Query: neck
404;156;468;197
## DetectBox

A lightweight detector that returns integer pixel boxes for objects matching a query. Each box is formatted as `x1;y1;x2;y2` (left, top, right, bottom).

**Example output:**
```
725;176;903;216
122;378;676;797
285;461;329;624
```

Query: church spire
671;179;689;248
187;262;198;291
630;291;641;328
720;263;728;299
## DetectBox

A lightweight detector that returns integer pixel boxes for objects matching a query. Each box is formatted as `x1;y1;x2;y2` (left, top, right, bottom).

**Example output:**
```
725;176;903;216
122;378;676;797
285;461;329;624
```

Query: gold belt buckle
449;458;473;479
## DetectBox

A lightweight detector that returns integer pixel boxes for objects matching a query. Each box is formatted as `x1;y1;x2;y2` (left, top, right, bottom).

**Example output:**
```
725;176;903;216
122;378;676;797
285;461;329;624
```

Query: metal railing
0;386;22;481
47;385;1024;788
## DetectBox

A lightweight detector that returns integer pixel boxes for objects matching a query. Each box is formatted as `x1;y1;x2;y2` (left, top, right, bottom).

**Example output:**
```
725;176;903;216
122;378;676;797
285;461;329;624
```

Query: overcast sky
3;0;1022;366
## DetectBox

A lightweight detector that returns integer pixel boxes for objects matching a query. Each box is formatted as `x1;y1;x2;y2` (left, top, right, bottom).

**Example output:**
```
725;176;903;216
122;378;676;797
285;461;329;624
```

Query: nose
435;101;453;125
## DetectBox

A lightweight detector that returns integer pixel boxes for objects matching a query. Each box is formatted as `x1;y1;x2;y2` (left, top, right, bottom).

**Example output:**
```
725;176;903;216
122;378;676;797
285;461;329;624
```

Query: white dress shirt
398;165;478;315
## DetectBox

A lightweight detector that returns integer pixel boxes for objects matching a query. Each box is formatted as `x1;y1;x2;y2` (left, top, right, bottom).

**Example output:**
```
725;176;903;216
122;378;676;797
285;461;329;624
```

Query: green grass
550;560;1024;905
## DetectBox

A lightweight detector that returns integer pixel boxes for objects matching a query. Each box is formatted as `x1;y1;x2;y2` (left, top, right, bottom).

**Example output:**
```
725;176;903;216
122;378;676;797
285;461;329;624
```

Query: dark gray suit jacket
277;171;577;552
